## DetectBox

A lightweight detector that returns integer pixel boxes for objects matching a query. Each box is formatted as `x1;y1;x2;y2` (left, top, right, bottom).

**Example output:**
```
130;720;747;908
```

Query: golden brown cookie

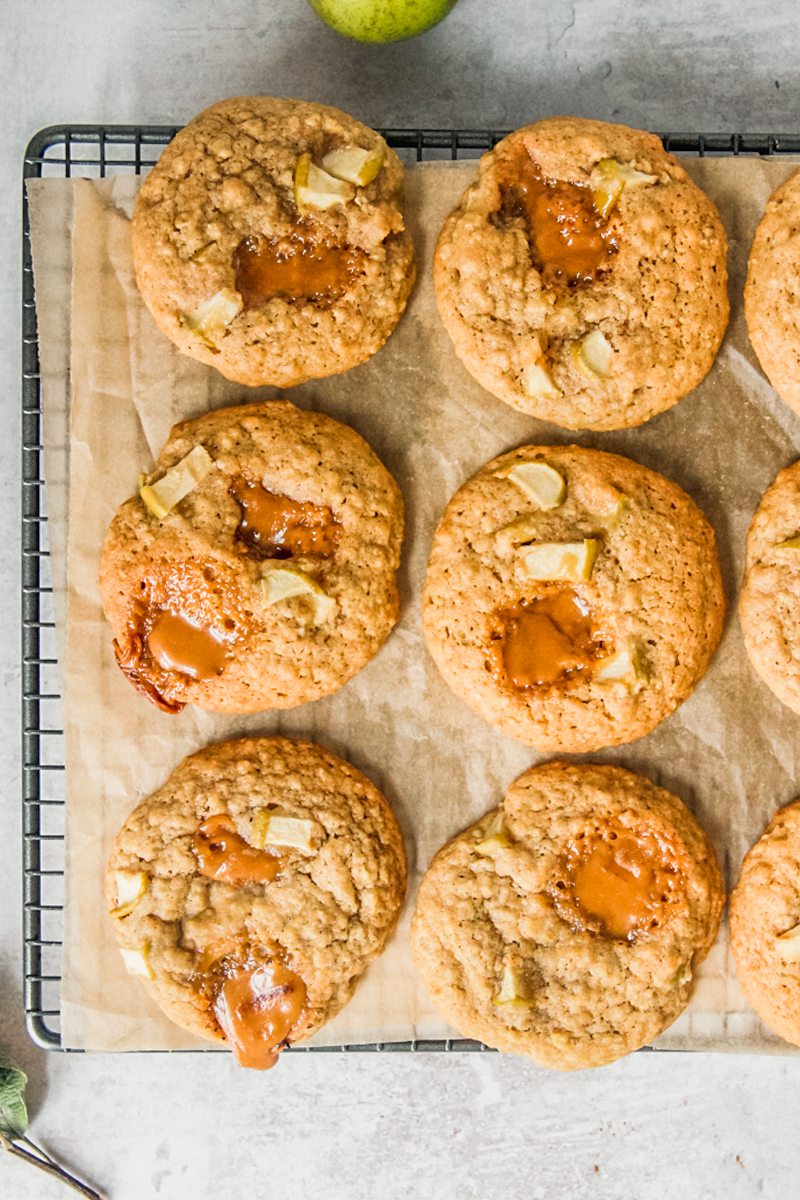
434;117;729;430
132;96;415;386
422;445;725;753
411;761;724;1070
106;736;407;1068
745;169;800;413
99;400;404;714
739;460;800;714
730;800;800;1047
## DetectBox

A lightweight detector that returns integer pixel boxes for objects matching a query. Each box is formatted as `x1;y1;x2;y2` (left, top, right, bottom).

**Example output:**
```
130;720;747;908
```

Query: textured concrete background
2;2;800;1197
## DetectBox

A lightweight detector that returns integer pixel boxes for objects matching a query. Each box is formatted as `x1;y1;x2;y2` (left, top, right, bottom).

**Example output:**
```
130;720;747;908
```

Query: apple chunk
260;565;336;624
520;539;599;583
139;445;215;520
295;153;355;211
321;145;385;186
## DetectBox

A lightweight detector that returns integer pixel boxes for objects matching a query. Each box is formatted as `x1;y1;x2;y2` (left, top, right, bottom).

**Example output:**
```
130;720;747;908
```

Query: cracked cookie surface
434;116;729;430
421;445;725;753
730;799;800;1047
411;761;723;1070
132;96;415;386
99;400;404;714
740;460;800;714
106;736;407;1061
745;168;800;414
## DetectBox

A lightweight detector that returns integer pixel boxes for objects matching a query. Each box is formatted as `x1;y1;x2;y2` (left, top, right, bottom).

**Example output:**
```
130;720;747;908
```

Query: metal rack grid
21;124;800;1053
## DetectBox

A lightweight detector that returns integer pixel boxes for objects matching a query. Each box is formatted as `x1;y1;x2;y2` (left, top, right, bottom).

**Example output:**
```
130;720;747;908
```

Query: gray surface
2;1;800;1197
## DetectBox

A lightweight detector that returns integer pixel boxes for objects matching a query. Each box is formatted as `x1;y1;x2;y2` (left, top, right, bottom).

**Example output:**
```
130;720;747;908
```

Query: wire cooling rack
22;124;800;1052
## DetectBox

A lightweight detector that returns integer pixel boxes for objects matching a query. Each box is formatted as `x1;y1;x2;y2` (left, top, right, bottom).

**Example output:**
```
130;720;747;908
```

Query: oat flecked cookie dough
132;96;415;386
99;400;404;714
740;460;800;713
434;116;729;430
106;736;407;1069
422;445;725;753
730;800;800;1047
745;169;800;413
411;761;724;1070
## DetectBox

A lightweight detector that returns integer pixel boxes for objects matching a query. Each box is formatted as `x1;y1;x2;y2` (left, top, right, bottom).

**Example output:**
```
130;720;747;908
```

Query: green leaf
0;1065;29;1137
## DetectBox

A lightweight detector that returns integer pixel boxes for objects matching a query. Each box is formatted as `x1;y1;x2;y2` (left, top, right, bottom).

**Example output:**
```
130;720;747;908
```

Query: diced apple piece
321;145;384;187
777;536;800;551
519;337;561;402
109;870;148;919
595;646;645;687
474;811;512;857
523;361;562;402
670;963;693;987
591;159;658;219
139;445;215;520
295;152;355;211
776;924;800;962
573;329;614;379
181;288;243;351
494;962;536;1009
119;944;154;980
504;461;566;510
260;565;335;624
251;811;318;854
596;489;629;530
494;515;541;554
520;539;599;582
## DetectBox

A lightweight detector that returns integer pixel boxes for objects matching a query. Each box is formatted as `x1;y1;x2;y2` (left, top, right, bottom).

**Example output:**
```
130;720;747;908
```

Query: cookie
745;169;800;413
434;117;729;430
411;761;724;1070
132;96;415;387
422;445;725;753
106;736;407;1068
99;400;404;714
730;800;800;1047
739;461;800;714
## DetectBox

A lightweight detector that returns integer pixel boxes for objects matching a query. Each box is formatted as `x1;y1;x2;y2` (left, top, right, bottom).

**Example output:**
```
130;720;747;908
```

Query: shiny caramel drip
212;952;307;1070
229;476;337;560
147;610;229;681
192;814;280;886
495;148;616;285
113;633;185;714
112;560;248;713
495;589;608;690
233;233;365;307
554;824;681;940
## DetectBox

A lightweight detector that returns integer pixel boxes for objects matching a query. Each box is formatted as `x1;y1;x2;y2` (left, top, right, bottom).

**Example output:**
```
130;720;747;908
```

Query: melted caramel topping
553;823;682;940
492;589;608;690
211;951;307;1070
113;634;185;714
112;560;249;713
495;148;616;285
229;476;337;560
192;814;280;886
233;233;365;307
147;610;229;681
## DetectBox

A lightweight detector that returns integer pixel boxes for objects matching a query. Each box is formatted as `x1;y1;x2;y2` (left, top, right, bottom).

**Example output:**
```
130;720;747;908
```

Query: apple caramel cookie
411;761;724;1070
745;169;800;413
106;736;407;1068
730;800;800;1047
434;117;729;430
132;96;415;386
421;445;725;753
739;460;800;714
99;400;404;714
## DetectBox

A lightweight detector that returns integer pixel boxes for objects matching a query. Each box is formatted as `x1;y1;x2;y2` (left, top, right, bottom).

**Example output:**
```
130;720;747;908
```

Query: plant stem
0;1132;105;1199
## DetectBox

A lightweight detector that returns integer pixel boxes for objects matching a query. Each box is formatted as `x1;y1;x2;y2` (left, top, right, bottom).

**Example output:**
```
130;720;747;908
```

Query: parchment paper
26;155;800;1055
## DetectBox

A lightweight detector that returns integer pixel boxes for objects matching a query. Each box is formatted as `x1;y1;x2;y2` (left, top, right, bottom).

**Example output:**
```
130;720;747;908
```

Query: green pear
306;0;459;43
